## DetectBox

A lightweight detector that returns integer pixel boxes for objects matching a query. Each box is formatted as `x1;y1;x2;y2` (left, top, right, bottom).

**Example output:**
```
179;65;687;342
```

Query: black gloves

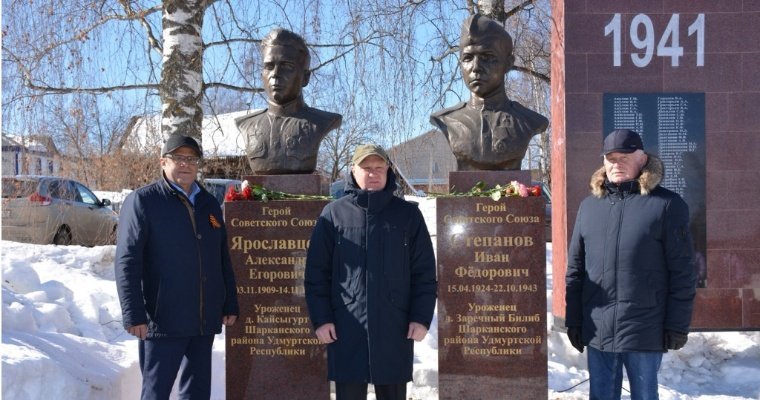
664;330;688;350
567;326;584;353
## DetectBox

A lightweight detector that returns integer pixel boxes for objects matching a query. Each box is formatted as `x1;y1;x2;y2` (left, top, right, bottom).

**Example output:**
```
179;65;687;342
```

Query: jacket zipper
611;192;626;351
178;192;204;336
365;192;373;383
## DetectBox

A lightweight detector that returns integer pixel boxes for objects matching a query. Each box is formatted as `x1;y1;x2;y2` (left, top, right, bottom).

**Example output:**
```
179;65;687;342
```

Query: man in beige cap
305;144;437;400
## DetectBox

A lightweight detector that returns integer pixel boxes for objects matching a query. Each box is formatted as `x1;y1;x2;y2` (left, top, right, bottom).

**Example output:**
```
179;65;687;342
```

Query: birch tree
160;0;205;140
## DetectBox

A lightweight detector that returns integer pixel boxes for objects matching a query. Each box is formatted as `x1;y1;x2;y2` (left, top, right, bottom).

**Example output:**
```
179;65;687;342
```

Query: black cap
161;135;202;157
602;129;643;155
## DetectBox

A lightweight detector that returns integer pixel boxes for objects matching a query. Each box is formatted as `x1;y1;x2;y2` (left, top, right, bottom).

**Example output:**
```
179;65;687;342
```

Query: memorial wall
551;0;760;329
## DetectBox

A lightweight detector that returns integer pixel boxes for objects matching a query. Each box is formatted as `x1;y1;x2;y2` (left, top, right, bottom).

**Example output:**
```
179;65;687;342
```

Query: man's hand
567;326;584;353
407;322;428;342
127;324;148;340
664;330;688;350
223;315;238;326
315;323;337;344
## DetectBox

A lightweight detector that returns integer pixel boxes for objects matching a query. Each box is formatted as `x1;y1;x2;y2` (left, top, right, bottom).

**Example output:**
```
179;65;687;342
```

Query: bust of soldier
430;14;548;171
235;28;342;174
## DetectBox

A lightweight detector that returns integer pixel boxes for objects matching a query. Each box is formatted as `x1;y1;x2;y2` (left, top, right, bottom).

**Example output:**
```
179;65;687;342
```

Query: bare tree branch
26;81;160;95
29;5;162;64
204;37;261;49
117;1;163;54
203;82;264;93
512;65;550;84
505;0;538;20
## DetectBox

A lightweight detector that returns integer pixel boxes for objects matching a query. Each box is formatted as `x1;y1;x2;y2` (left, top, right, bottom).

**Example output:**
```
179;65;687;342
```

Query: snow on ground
2;196;759;399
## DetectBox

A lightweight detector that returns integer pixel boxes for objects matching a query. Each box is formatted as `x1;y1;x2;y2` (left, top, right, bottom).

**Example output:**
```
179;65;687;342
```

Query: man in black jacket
565;129;697;400
115;135;239;400
305;144;437;400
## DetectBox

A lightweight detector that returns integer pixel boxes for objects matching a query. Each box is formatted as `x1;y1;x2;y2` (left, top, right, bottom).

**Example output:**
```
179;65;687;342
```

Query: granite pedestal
225;174;329;399
436;195;547;399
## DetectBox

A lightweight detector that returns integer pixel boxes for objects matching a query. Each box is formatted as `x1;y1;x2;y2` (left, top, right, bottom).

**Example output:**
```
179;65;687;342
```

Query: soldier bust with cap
235;28;342;175
430;14;548;171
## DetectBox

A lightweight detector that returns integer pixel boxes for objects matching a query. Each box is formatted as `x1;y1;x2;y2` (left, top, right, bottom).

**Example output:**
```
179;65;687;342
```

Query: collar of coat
266;95;305;116
590;153;664;198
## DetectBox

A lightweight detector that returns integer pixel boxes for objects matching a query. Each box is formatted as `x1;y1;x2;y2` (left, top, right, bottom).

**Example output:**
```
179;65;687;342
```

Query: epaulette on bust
430;102;466;118
234;108;267;125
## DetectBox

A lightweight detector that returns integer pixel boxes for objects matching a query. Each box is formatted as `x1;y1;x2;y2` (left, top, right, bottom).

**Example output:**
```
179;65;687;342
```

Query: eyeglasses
165;154;201;166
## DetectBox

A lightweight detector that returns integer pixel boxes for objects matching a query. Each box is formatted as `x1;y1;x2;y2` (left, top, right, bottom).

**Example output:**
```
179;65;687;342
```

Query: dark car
2;175;118;246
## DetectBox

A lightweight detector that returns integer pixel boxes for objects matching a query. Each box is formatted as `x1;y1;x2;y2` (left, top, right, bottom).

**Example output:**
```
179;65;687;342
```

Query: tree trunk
477;0;505;21
160;0;205;145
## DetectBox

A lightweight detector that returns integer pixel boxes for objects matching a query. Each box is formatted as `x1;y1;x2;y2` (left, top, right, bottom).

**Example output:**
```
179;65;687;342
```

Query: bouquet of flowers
224;180;330;202
455;181;542;201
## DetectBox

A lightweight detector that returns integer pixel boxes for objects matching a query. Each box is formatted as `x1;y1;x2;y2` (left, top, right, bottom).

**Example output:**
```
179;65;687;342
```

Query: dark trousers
335;382;407;400
138;335;215;400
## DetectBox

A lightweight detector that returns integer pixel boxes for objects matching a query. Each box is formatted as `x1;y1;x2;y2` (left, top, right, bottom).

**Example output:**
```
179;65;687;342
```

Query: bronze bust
236;28;342;174
430;15;548;171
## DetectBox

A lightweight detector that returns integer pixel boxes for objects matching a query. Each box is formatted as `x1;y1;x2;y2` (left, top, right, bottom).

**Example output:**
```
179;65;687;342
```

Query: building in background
122;111;250;179
2;134;60;176
388;130;456;194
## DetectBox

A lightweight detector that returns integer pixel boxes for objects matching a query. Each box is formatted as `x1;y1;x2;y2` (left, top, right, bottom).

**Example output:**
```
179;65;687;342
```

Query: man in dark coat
115;135;239;400
305;144;437;400
565;129;697;400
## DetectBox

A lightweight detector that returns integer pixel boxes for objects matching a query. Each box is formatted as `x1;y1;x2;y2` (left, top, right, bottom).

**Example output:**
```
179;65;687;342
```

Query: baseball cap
161;135;202;157
352;144;390;165
602;129;643;155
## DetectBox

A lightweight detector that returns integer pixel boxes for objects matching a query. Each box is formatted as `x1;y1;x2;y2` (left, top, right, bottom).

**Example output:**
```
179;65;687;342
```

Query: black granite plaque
436;196;547;399
225;199;330;399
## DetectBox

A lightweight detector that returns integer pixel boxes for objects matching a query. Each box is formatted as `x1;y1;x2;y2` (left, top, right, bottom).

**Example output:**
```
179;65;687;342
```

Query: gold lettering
261;206;292;218
465;236;534;247
473;251;510;263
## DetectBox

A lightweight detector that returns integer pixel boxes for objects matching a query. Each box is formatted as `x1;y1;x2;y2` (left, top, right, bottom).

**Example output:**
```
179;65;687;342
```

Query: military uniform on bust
236;27;343;175
431;90;548;170
235;95;341;174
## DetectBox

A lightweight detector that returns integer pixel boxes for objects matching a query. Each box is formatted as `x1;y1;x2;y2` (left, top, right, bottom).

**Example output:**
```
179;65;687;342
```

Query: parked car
1;175;118;246
330;179;347;199
203;178;242;205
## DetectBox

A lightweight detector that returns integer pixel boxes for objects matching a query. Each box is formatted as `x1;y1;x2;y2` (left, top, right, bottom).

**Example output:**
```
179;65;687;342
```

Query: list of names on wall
603;93;706;287
603;93;704;199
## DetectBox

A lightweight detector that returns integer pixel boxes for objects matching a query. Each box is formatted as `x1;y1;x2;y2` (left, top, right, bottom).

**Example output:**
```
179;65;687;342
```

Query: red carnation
225;186;239;201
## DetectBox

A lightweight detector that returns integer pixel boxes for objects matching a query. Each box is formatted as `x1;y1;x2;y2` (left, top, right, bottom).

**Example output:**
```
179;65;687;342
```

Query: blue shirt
169;181;201;205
